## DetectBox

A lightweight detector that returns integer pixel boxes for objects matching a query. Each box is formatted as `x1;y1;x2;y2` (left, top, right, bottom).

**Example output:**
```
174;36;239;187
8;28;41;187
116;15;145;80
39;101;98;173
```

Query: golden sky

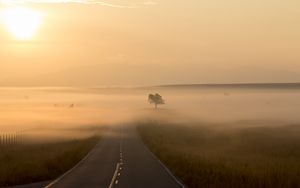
0;0;299;86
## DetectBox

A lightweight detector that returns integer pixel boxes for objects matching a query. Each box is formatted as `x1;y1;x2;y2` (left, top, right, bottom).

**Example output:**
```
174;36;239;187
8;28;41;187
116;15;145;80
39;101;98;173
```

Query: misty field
0;136;99;187
1;87;300;187
138;121;300;188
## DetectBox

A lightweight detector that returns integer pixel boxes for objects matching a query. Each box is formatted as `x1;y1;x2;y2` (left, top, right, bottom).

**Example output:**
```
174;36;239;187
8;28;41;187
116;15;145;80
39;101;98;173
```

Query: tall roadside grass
137;121;300;188
0;136;99;187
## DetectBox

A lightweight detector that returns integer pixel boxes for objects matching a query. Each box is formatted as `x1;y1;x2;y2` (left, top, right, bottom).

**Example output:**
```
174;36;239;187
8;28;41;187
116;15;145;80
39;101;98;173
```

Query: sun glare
1;7;42;40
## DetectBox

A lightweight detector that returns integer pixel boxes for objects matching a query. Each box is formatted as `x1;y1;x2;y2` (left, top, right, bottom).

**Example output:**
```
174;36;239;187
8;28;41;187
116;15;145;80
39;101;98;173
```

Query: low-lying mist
1;86;300;143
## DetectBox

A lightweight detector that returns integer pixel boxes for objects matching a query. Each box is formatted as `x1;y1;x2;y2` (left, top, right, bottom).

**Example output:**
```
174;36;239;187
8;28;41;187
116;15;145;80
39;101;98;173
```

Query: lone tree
148;93;165;109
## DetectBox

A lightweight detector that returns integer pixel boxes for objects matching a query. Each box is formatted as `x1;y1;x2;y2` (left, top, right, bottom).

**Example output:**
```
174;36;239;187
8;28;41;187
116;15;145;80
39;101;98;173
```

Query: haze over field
1;1;300;187
1;87;300;132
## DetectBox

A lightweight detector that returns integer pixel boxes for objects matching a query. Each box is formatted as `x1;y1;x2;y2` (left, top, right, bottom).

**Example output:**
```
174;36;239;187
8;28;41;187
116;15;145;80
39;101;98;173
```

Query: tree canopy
148;93;165;109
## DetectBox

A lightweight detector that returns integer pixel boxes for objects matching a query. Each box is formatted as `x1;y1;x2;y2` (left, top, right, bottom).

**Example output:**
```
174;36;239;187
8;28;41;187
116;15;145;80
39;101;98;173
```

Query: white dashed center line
108;125;124;188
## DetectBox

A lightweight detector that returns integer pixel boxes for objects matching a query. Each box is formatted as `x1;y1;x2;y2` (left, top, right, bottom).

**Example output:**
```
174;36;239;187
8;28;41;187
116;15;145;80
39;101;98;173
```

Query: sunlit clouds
0;0;158;8
0;0;299;85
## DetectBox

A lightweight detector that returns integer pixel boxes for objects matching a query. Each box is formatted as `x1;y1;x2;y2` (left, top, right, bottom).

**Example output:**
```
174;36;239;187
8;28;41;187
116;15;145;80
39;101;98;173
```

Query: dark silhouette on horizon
148;93;165;109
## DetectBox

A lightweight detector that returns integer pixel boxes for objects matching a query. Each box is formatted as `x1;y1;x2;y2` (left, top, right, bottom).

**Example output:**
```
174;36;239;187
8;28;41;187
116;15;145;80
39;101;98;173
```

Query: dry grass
138;121;300;188
0;136;99;187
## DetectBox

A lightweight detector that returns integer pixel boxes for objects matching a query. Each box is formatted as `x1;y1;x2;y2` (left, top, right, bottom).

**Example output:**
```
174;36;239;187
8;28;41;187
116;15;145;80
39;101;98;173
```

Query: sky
0;0;299;86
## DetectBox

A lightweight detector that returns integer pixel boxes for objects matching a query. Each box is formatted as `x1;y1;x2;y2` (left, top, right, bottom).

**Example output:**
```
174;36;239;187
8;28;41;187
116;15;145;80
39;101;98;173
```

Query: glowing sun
1;7;42;40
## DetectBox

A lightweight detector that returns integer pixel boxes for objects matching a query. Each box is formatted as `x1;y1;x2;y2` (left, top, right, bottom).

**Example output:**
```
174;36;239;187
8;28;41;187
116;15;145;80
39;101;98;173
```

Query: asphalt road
45;125;183;188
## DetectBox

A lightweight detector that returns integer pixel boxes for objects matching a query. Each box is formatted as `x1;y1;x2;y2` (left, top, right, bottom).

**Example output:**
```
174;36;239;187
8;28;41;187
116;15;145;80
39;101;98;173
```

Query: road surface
45;125;183;188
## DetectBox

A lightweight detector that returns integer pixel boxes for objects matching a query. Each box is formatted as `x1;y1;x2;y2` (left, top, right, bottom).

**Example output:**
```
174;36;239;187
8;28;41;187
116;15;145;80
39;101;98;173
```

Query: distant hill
1;63;300;87
156;83;300;90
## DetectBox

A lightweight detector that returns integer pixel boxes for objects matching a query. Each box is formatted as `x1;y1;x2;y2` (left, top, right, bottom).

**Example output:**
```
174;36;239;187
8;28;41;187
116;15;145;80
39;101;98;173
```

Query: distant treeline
156;82;300;90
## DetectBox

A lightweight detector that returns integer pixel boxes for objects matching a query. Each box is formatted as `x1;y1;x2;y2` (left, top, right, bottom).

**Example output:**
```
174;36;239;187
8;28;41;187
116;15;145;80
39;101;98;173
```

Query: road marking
44;142;100;188
108;125;124;188
140;135;186;188
108;163;120;188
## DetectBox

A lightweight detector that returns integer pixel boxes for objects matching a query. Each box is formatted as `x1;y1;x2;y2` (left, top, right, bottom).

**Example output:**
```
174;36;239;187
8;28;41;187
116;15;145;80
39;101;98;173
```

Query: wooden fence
0;132;23;146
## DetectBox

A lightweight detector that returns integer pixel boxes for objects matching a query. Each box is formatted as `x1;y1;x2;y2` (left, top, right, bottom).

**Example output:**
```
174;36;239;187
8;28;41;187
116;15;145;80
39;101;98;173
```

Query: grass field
138;121;300;188
0;136;99;187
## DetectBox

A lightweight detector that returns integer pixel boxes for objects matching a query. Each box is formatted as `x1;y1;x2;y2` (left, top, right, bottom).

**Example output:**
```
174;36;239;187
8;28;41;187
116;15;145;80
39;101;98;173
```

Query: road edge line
143;144;186;188
44;141;100;188
136;130;186;188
